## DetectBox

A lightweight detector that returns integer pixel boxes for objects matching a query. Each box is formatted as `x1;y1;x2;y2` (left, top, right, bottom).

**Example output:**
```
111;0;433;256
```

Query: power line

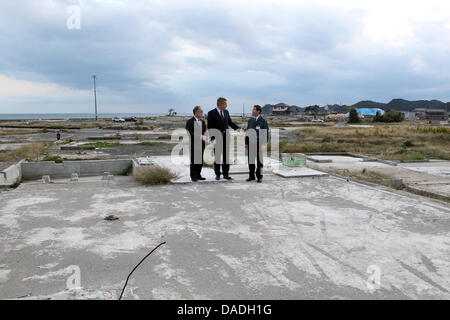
92;75;98;121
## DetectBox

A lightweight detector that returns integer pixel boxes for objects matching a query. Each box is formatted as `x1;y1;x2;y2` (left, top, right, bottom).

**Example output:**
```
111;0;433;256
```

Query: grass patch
80;141;120;148
0;129;43;136
411;126;450;134
279;141;347;153
121;164;133;176
0;121;112;130
311;165;405;190
34;155;100;163
391;148;450;161
137;141;166;146
41;155;65;163
9;178;22;189
286;125;450;160
402;140;415;148
269;121;334;127
59;139;73;145
133;165;178;185
0;142;51;162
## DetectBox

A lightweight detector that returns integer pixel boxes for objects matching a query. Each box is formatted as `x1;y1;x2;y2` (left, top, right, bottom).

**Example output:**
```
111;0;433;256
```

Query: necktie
220;110;224;120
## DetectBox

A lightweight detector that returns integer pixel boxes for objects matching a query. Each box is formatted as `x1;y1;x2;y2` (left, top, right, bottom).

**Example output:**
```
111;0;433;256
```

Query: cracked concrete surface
0;174;449;300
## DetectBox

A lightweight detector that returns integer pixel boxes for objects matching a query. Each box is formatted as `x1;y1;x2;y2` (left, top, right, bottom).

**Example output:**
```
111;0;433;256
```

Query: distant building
326;114;348;121
413;108;448;121
400;111;416;120
271;103;299;116
345;108;384;117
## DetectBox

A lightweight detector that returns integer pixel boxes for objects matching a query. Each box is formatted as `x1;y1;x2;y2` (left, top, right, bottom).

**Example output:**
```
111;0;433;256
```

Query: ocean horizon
0;113;178;120
0;112;247;120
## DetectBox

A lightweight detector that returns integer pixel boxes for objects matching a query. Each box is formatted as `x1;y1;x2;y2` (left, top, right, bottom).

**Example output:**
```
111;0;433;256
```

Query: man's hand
245;144;248;150
201;135;207;141
261;144;266;151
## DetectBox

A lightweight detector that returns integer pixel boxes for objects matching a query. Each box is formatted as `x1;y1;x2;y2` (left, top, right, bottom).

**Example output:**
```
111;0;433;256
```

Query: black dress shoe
246;177;256;182
223;175;233;180
215;175;221;180
191;178;198;182
257;179;262;183
197;176;206;181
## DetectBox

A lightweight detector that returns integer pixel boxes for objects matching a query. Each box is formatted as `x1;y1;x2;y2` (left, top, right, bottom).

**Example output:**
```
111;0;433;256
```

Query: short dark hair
193;106;201;114
217;97;227;107
254;105;262;114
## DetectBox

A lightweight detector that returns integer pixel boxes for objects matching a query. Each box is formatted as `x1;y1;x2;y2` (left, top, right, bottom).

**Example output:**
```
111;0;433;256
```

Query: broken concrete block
42;175;51;184
71;173;79;181
388;178;404;188
102;172;114;180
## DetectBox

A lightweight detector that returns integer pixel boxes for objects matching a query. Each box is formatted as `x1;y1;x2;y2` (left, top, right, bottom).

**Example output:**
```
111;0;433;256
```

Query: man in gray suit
245;105;269;183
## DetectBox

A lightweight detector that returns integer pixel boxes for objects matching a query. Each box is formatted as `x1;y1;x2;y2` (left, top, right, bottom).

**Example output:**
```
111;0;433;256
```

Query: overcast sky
1;0;450;114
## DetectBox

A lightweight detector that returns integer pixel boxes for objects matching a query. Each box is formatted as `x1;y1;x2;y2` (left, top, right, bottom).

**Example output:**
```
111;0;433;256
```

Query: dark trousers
248;145;263;179
190;141;204;179
214;133;230;177
190;163;203;179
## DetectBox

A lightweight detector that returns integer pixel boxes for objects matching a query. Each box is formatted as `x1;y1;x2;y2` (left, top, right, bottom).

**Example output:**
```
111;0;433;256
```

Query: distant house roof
272;105;298;113
327;114;348;118
413;108;447;113
273;105;289;111
346;108;384;116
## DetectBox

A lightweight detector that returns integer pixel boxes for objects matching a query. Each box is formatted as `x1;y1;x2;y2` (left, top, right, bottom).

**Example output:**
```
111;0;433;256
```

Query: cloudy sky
1;0;450;114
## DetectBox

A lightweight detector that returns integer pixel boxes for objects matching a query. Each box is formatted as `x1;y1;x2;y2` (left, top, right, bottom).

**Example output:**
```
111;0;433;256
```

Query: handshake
202;126;246;144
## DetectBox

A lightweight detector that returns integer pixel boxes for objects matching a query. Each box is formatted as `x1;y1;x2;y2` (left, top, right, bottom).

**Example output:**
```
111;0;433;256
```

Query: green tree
305;105;320;117
373;109;405;122
373;110;383;122
348;108;360;123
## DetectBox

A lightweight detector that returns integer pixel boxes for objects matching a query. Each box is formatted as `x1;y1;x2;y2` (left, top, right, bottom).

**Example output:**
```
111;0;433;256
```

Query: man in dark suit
245;105;269;183
186;106;207;182
207;97;241;180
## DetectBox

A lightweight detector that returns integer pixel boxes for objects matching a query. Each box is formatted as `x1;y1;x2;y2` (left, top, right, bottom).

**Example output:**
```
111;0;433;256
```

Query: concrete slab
399;161;450;178
135;155;284;183
310;158;450;198
404;167;450;177
0;160;22;186
274;167;328;178
0;175;449;300
308;155;364;163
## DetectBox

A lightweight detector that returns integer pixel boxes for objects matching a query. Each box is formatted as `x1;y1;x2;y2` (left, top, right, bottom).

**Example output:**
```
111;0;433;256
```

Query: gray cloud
0;0;449;113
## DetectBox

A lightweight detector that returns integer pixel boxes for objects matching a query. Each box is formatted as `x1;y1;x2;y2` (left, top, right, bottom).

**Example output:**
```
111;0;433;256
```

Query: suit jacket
245;116;269;146
207;108;239;141
186;117;206;150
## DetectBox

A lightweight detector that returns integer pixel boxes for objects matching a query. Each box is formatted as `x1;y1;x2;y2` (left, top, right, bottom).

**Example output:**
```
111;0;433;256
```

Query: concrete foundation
0;160;23;186
21;159;132;180
132;155;327;183
0;175;448;299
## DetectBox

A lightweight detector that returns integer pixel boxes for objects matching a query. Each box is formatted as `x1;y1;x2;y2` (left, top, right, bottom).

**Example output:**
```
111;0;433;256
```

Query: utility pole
92;75;98;121
242;103;245;118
